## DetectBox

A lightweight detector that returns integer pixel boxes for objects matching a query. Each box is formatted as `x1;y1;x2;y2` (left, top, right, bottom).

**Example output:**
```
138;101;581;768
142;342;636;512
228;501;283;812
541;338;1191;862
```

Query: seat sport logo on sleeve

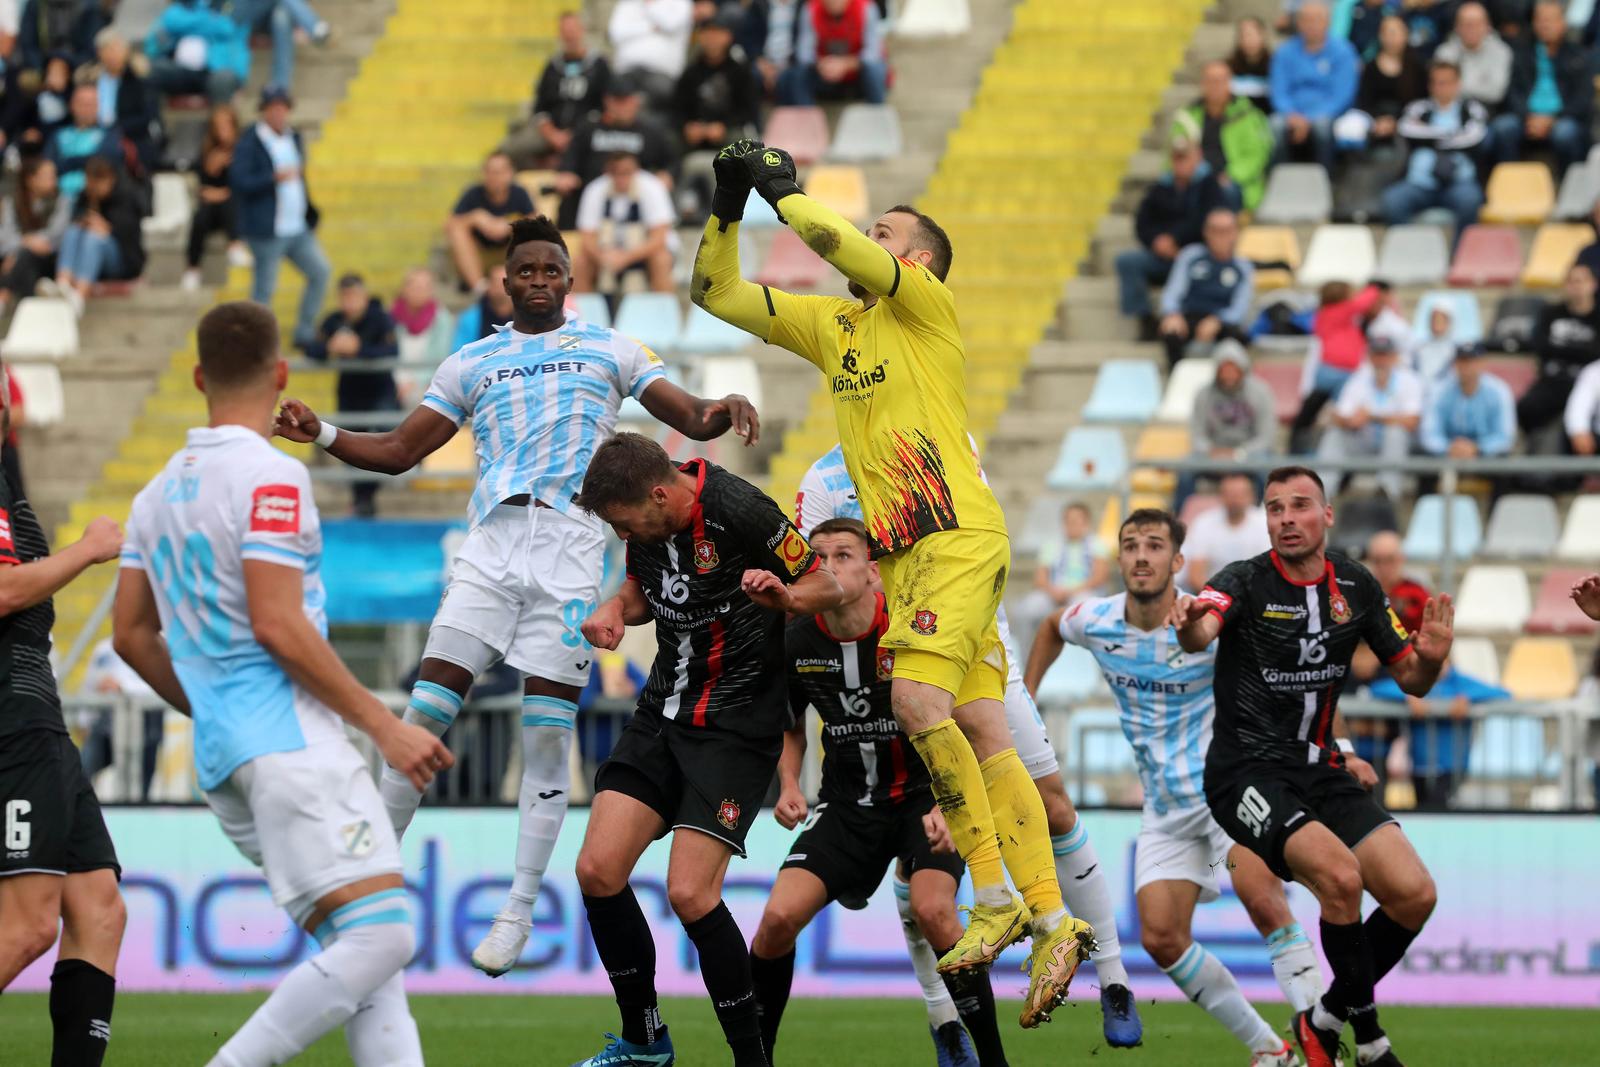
1387;605;1410;640
250;485;301;534
0;507;13;557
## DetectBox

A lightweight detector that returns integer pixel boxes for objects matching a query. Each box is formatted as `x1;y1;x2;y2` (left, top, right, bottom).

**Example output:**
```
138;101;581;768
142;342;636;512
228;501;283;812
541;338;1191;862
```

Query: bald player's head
1366;530;1405;590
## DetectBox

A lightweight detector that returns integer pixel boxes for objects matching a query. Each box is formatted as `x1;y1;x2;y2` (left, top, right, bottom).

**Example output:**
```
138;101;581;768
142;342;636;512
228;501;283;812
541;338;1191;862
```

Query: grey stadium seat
1375;224;1449;286
1255;164;1333;224
827;105;904;163
1482;494;1561;559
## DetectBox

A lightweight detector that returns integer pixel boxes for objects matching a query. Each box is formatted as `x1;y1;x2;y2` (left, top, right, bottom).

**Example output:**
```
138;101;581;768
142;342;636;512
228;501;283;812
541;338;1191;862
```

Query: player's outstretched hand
581;599;627;651
1572;574;1600;621
380;719;455;792
709;393;760;446
1412;594;1455;663
1167;594;1209;631
774;784;808;830
742;569;791;612
78;516;123;563
923;805;954;855
274;398;321;444
741;146;802;213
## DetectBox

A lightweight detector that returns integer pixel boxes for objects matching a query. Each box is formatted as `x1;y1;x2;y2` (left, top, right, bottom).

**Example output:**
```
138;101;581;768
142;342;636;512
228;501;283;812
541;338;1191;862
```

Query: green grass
0;994;1590;1065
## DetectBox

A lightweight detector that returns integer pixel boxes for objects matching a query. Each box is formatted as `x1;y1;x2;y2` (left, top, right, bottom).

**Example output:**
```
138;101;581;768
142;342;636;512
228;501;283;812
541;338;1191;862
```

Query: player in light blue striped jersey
1023;506;1323;1067
275;217;760;977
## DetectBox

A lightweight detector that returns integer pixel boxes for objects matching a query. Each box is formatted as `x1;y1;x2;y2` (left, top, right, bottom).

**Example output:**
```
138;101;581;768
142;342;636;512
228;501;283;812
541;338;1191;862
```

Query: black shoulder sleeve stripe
762;285;776;316
886;251;901;299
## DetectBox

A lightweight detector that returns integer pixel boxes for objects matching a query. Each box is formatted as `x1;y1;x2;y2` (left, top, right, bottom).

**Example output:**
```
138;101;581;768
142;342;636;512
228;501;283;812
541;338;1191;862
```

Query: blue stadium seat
571;292;610;328
613;293;683;352
1045;428;1127;490
1036;646;1105;705
679;306;753;353
1410;290;1483;343
1403;494;1482;562
1466;715;1548;780
1081;360;1162;423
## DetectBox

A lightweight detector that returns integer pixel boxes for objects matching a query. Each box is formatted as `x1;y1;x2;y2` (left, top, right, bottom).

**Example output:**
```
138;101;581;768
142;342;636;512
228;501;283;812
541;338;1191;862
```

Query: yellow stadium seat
1500;637;1578;700
1096;494;1166;547
1480;162;1555;225
1237;226;1302;290
1130;426;1190;493
804;166;869;223
1520;223;1592;287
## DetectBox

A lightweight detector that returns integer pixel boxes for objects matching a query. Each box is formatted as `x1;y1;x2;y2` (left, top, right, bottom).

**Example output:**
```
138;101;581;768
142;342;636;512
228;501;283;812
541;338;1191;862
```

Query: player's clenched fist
711;138;762;222
742;145;802;216
78;515;124;563
741;569;791;612
379;719;454;792
582;599;627;651
773;783;808;830
274;398;322;444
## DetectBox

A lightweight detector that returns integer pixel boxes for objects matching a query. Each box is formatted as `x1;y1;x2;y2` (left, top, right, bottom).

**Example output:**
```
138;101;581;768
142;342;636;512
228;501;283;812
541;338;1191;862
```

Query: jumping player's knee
3;913;61;970
1388;868;1437;929
1237;880;1292;935
891;675;954;734
752;908;803;958
1036;780;1076;835
1310;856;1365;916
574;849;629;898
666;876;721;924
1140;924;1191;969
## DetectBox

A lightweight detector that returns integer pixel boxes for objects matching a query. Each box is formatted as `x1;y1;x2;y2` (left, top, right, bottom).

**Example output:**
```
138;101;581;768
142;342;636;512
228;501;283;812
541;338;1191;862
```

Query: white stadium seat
3;297;78;360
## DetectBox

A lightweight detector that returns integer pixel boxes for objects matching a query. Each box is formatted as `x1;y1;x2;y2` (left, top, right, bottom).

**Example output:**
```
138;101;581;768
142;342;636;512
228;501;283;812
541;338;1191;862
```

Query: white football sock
345;971;423;1067
895;875;959;1028
379;682;463;838
208;892;416;1067
1266;922;1324;1012
503;696;576;924
1164;941;1281;1054
1053;820;1130;988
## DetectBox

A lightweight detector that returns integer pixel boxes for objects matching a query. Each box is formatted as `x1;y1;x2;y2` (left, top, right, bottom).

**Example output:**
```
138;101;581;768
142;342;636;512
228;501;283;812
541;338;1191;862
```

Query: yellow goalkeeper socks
979;748;1065;921
908;718;1008;901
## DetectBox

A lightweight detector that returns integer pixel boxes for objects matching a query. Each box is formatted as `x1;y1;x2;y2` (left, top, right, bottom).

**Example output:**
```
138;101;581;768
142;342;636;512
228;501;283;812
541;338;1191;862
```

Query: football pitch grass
0;994;1591;1065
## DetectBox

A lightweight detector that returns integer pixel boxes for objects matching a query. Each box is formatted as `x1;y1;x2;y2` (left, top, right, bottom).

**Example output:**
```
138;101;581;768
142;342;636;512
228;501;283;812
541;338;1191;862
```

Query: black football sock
683;902;767;1067
936;939;1008;1067
583;890;664;1047
50;958;115;1067
1364;907;1421;984
1319;917;1383;1045
748;947;795;1060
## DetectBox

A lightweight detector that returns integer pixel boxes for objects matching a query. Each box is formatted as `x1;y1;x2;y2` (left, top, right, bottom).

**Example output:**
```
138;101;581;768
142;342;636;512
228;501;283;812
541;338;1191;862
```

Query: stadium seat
1331;149;1406;224
1015;493;1068;556
141;173;191;238
679;306;753;353
1447;225;1523;287
1327;494;1399;558
1046;427;1127;491
762;106;830;164
1451;636;1500;685
1254;164;1332;224
1236;226;1300;290
1410;290;1483;344
1403;494;1482;562
1526;569;1599;635
1501;637;1579;699
1036;644;1105;705
805;166;869;223
828;105;903;163
1082;360;1162;422
613;292;683;352
7;362;63;427
1520;223;1591;287
1481;355;1537;398
570;292;610;328
1554;160;1599;220
699;355;763;413
1482;494;1560;559
1480;162;1556;224
1557;495;1600;559
895;0;972;37
3;297;78;360
1157;356;1215;422
1297;225;1375;288
1252;360;1304;423
756;228;827;288
1488;295;1545;353
1376;225;1449;286
1453;565;1530;633
1130;425;1189;493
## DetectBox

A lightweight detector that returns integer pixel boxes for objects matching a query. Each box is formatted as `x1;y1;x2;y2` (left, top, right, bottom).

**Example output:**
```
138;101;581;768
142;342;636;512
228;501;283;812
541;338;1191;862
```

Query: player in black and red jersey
745;517;1003;1067
570;432;843;1067
1170;466;1453;1067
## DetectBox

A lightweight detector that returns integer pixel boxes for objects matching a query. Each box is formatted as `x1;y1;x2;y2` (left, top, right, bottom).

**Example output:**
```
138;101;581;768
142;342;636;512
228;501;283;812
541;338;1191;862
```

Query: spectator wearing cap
1176;339;1278;510
445;152;534;294
555;75;678;229
1172;60;1274;212
1269;0;1360;171
1432;2;1512;109
144;0;248;105
231;86;330;351
779;0;888;106
50;156;145;318
574;151;677;296
1419;343;1517;461
1518;261;1600;447
503;11;610;170
1115;139;1239;340
1157;207;1254;368
86;28;163;173
1315;335;1424;498
1380;61;1488;241
45;82;122;203
675;9;760;153
608;0;694;108
1493;0;1590;174
305;272;398;517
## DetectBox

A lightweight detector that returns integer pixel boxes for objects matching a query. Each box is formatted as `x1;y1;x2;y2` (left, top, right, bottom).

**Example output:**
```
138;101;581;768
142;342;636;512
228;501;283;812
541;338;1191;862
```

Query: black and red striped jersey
0;468;64;741
1199;549;1412;768
786;593;931;808
627;459;819;740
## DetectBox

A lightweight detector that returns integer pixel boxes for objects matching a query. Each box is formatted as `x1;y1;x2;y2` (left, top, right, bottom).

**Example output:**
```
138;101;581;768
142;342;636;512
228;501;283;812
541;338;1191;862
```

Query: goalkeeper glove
743;146;802;221
712;139;763;223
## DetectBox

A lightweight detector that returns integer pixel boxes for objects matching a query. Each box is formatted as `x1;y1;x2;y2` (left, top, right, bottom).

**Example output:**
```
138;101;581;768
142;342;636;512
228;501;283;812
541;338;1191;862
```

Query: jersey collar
186;424;262;447
815;590;888;643
679;458;709;540
1269;550;1332;588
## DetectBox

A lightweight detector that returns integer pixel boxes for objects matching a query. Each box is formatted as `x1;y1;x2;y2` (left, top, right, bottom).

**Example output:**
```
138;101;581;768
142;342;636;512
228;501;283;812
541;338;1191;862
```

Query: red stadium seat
1526;569;1598;635
1252;361;1303;423
1179;494;1219;527
763;107;830;165
1481;356;1538;399
756;229;827;287
1447;225;1522;287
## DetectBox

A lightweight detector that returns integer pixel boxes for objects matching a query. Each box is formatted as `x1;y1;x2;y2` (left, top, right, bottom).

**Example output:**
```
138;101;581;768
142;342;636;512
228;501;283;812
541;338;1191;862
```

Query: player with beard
1169;467;1451;1067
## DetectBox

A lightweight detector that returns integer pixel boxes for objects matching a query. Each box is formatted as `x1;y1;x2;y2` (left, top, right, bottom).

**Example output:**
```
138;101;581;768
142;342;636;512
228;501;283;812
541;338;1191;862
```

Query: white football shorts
998;607;1060;779
1133;803;1237;903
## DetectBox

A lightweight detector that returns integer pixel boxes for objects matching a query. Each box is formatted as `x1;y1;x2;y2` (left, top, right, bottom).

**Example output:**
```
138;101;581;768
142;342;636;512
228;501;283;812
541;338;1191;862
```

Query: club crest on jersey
912;609;938;635
1329;590;1352;625
558;333;582;350
340;820;375;858
717;799;741;830
250;484;300;534
877;648;895;681
694;539;719;571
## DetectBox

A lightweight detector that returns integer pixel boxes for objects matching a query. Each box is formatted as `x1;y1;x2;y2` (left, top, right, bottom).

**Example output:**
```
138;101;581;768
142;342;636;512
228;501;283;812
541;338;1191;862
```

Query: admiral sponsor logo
793;657;838;674
492;360;586;382
1263;602;1308;620
250;485;300;533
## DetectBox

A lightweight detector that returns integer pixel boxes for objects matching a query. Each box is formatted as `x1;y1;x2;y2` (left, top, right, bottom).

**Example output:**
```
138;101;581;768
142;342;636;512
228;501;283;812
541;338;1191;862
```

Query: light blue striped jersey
795;444;861;532
421;317;666;527
121;426;344;790
1058;593;1218;816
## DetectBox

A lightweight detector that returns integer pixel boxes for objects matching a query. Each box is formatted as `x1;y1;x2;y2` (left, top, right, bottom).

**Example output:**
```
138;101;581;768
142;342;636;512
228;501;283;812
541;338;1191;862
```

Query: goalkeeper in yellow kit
692;140;1093;1028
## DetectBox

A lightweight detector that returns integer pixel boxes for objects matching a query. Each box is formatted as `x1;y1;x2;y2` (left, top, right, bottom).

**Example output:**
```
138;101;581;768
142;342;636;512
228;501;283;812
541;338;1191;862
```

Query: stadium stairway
44;0;566;686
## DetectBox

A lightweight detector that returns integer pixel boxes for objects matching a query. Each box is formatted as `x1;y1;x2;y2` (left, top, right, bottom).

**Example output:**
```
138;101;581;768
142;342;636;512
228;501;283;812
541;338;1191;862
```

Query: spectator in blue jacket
144;0;247;104
45;82;122;203
1269;0;1359;171
1419;343;1517;459
230;85;330;350
1157;208;1255;368
1492;0;1590;175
